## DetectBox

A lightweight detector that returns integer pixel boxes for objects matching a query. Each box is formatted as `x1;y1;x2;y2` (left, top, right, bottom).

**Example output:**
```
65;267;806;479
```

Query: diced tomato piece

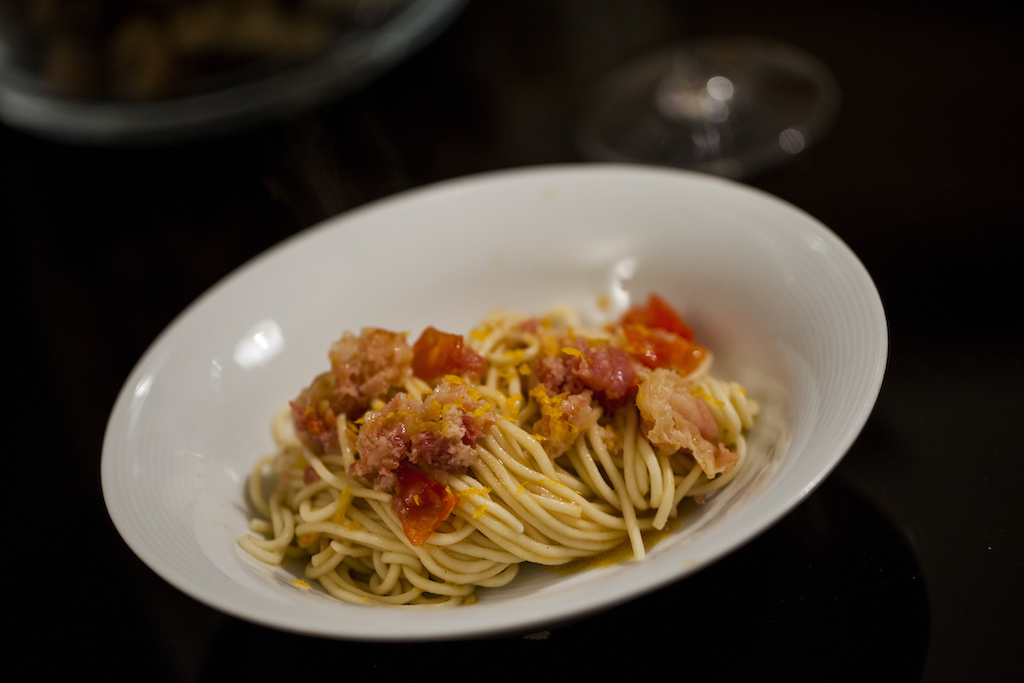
391;463;458;546
412;326;486;380
620;293;694;340
622;324;707;375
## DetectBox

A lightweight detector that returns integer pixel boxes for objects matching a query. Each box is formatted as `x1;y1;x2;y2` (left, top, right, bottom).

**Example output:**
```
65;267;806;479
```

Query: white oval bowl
101;163;887;640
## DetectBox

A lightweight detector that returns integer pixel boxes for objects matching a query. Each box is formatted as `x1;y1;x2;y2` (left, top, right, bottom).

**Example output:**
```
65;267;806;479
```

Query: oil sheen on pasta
239;294;759;607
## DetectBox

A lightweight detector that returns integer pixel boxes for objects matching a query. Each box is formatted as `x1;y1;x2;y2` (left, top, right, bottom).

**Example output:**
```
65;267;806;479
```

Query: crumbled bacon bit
328;328;413;414
636;368;734;478
534;335;638;412
529;386;601;456
291;328;413;453
352;379;497;491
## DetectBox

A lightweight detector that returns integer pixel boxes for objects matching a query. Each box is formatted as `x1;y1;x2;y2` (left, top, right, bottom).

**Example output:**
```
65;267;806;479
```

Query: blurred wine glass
575;35;840;179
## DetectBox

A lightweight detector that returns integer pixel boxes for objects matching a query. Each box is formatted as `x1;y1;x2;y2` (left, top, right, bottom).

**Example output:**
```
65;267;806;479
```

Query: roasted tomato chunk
619;295;706;374
412;326;486;380
391;463;458;546
622;324;707;375
620;293;695;340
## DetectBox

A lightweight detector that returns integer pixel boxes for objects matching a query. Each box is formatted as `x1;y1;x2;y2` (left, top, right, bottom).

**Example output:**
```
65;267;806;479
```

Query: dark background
5;1;1021;681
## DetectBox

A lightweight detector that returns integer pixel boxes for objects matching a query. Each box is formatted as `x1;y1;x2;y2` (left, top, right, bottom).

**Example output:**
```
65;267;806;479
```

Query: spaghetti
239;294;758;606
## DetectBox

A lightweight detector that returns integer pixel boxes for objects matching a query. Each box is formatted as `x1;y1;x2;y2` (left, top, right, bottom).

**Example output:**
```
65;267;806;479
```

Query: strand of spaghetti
401;565;477;597
490;330;542;367
672;459;706;506
474;564;520;588
476;434;590;515
271;405;297;447
635;431;665;509
444;539;522;564
304;545;347;578
296;486;341;522
237;535;286;565
494;419;559;479
493;425;594;502
309;541;337;567
421;544;509;575
621;410;649;510
366;498;517;584
268;490;295;548
472;445;599;542
449;503;601;564
470;309;528;356
488;446;636;531
238;493;295;563
642;440;665;509
420;517;480;546
341;553;377;579
588;424;637;507
568;438;620;508
620;482;645;562
317;454;368;493
295;521;409;554
345;503;403;539
520;481;585;518
318;568;424;606
369;556;404;595
471;448;627;549
692;377;741;445
247;518;272;535
304;450;390;502
247;455;275;517
444;473;525;533
652;452;676;529
586;427;645;560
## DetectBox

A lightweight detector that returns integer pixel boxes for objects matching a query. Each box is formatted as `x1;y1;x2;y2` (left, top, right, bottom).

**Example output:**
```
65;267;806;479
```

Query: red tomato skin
622;324;707;375
391;464;458;546
412;327;485;380
621;293;694;340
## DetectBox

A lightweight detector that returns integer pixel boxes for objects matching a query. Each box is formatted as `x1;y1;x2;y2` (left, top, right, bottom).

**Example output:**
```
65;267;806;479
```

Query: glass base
575;36;840;179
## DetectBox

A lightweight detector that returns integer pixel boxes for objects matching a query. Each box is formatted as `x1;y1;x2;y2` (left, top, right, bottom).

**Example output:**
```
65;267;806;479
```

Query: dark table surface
5;1;1021;681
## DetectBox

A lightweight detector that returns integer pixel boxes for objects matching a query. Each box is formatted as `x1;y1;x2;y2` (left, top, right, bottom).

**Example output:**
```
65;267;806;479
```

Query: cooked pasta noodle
239;296;759;607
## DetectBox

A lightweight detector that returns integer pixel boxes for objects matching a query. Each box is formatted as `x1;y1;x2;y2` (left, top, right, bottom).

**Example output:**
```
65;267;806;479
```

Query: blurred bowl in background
0;0;466;144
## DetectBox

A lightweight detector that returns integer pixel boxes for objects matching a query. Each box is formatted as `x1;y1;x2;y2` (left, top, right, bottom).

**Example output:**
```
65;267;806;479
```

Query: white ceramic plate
101;164;887;640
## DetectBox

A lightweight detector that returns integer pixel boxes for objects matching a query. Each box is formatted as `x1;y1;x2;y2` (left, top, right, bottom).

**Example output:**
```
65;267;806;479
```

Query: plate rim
101;162;888;640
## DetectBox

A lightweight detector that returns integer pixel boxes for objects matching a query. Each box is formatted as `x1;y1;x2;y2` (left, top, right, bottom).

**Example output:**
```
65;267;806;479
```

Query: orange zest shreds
291;579;311;590
561;347;584;357
333;487;353;524
689;385;724;407
502;348;526;363
346;520;362;531
517;363;532;376
445;374;466;385
470;327;490;342
298;532;320;546
458;487;492;497
505;395;521;419
529;386;577;445
541;336;560;356
473;504;487;519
